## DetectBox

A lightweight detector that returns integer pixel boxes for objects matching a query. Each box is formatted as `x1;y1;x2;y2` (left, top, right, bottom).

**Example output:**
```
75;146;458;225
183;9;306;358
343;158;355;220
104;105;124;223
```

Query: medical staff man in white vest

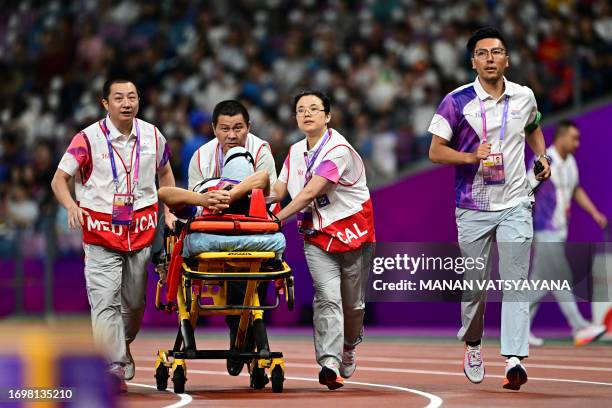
51;78;176;392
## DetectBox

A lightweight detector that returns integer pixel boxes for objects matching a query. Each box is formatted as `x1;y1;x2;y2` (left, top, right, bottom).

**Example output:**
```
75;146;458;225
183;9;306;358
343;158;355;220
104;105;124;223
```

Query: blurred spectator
181;109;213;185
6;183;39;229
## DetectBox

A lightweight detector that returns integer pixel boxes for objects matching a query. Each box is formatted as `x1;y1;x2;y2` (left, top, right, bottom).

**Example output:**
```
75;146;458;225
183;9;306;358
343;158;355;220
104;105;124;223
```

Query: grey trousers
529;231;589;333
304;241;374;367
83;243;151;368
456;201;533;357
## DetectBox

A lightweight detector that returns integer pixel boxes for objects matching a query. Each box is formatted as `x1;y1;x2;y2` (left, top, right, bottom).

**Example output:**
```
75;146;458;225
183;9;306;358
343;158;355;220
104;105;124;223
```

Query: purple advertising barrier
365;167;460;328
560;105;612;242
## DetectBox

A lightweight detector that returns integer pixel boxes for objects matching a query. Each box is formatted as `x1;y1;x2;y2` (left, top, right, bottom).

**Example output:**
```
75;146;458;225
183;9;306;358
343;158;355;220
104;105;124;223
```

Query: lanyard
100;117;141;194
216;142;224;177
304;129;332;184
479;95;510;145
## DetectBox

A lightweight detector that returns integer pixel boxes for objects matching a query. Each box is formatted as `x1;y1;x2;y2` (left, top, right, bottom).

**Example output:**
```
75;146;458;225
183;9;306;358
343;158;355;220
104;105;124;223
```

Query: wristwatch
536;154;552;165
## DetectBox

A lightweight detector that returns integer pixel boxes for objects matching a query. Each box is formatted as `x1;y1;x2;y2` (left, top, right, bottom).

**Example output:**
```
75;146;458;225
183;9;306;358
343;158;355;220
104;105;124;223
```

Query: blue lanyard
304;129;331;184
100;117;141;193
478;95;510;145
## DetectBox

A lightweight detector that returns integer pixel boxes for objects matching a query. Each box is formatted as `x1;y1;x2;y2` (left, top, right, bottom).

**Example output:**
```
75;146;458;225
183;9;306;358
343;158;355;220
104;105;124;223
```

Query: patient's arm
227;171;270;204
158;187;230;210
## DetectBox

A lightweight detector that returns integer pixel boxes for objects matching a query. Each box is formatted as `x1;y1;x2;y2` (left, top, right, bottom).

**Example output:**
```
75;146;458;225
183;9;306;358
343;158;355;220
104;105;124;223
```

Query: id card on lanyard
297;129;331;235
479;96;509;186
100;117;141;225
112;193;134;225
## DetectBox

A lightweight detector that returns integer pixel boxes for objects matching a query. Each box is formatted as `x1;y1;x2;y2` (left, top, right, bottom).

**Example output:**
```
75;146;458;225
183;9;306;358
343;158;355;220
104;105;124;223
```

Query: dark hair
102;78;139;100
293;90;331;114
212;100;250;126
554;119;578;141
466;27;508;54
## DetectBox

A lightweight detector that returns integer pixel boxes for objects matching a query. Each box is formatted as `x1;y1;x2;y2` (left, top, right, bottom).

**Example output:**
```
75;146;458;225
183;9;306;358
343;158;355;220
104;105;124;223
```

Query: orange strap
189;220;279;234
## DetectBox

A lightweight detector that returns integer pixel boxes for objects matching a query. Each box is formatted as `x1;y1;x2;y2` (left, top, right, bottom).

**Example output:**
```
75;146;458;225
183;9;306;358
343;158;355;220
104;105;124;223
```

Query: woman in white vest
273;90;375;390
51;78;176;393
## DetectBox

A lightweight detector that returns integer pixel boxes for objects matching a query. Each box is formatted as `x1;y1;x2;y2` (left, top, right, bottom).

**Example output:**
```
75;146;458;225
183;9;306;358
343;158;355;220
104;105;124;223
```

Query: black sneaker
318;361;344;390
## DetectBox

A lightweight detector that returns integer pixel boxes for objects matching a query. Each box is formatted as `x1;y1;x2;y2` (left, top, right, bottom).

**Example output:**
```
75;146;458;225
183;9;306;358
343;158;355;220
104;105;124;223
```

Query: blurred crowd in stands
1;0;611;256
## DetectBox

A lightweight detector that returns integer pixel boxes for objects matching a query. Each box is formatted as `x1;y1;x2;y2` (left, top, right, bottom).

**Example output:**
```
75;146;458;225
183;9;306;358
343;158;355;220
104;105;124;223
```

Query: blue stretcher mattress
182;232;286;259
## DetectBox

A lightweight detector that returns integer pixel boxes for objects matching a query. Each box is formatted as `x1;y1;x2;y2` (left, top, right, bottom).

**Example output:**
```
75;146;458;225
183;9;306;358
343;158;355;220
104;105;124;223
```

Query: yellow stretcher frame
154;237;294;395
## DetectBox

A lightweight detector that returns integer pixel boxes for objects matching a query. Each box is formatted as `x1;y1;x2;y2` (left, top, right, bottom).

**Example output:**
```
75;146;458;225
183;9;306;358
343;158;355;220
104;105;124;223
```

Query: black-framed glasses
296;105;325;116
473;48;507;60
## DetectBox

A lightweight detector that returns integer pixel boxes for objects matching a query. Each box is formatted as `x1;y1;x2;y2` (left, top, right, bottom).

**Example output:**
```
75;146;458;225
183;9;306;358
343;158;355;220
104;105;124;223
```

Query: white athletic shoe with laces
463;344;485;384
574;324;607;346
340;346;356;379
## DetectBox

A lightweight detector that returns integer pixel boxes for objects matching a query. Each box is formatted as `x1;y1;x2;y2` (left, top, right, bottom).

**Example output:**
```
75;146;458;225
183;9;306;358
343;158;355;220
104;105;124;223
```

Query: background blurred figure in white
529;120;608;346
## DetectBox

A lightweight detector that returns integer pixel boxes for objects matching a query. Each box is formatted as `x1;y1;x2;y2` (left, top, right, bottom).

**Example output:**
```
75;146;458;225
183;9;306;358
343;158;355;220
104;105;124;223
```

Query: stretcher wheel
155;365;169;391
250;365;269;389
172;365;186;394
271;365;284;393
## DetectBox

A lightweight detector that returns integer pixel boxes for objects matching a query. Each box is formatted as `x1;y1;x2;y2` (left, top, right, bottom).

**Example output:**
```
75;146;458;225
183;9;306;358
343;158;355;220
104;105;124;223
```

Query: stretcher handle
183;268;292;281
198;294;281;311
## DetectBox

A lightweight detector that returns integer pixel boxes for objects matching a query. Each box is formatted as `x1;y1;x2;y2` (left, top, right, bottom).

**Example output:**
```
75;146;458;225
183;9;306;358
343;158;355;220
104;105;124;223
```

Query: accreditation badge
112;193;134;225
316;194;330;207
296;209;316;236
482;153;505;185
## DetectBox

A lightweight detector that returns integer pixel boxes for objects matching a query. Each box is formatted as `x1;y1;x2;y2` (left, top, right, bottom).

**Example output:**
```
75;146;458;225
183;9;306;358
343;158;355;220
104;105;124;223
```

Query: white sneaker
503;357;527;390
574;324;607;346
463;344;484;384
529;333;544;347
124;347;135;381
340;347;356;379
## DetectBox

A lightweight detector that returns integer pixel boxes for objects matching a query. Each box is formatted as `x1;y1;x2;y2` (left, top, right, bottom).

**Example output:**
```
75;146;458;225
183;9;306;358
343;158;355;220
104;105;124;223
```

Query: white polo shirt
187;133;277;190
530;146;579;240
57;116;170;251
428;77;538;211
58;116;170;212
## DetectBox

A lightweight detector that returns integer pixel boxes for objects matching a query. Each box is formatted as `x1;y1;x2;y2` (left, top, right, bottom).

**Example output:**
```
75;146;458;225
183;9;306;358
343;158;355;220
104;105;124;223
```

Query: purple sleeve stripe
158;143;172;169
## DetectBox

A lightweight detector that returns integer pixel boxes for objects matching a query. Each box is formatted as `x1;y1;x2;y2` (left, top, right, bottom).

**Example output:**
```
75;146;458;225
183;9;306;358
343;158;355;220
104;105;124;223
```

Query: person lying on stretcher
158;146;270;217
157;146;284;264
156;146;281;377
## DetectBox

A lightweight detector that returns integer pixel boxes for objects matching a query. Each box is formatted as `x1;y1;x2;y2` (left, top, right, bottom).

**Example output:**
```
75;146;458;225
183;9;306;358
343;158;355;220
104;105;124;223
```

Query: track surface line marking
134;367;444;408
277;365;612;387
128;382;193;408
134;353;612;375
